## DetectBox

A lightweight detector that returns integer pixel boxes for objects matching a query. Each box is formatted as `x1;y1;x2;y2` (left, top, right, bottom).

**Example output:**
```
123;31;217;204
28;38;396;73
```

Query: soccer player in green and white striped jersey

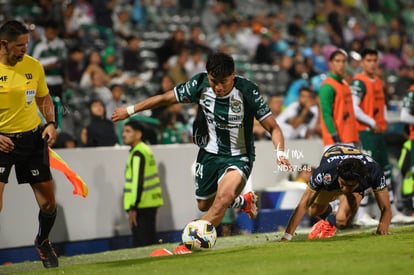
112;52;291;237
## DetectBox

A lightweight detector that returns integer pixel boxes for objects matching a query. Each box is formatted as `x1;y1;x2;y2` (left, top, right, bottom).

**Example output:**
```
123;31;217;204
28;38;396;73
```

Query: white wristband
126;105;135;116
282;232;293;241
276;150;287;159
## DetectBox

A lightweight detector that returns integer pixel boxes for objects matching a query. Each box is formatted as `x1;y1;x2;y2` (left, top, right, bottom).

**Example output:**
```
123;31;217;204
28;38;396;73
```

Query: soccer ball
181;219;217;251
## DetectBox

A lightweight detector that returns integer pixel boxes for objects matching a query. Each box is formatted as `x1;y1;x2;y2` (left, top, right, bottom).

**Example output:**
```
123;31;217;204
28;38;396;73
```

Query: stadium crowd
2;0;414;216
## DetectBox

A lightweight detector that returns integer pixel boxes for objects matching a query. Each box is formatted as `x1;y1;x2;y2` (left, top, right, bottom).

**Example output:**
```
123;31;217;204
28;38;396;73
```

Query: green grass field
1;225;413;275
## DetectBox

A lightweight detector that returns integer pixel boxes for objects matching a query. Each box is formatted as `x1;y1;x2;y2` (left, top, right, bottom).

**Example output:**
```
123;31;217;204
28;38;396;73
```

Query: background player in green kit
112;52;291;253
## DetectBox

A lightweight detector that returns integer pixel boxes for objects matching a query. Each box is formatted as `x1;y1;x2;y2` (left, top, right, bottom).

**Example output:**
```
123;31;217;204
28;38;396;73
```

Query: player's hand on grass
278;232;292;242
278;237;289;242
375;228;390;235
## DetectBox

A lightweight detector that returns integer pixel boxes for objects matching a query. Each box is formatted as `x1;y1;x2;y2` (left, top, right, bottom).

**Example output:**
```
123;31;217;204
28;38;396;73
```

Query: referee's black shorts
0;126;52;184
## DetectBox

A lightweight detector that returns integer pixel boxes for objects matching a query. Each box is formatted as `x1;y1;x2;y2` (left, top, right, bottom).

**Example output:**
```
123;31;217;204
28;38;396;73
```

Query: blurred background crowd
1;0;412;148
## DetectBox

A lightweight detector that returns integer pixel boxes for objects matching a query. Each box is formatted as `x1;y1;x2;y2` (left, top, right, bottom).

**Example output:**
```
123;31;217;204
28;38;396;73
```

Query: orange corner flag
48;147;89;198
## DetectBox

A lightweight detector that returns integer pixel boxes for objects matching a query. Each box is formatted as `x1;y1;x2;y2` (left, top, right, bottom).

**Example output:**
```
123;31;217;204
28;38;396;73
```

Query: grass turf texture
1;225;413;274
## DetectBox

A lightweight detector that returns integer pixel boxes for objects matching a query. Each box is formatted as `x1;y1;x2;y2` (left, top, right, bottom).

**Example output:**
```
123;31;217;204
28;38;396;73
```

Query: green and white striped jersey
174;72;271;158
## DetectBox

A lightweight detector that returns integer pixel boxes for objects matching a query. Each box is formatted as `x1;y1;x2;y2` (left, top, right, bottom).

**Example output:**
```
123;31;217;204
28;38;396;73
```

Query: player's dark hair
89;98;105;109
0;20;29;41
206;52;235;78
88;99;106;118
124;120;145;132
299;86;314;95
337;158;368;181
329;48;348;61
360;48;378;59
110;83;123;91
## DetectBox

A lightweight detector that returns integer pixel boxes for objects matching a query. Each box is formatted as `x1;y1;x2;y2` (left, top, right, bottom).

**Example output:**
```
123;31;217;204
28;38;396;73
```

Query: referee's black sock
36;209;57;243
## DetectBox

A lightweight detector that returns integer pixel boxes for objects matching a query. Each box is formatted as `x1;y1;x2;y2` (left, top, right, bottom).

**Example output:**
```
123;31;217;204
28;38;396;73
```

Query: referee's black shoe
35;238;59;268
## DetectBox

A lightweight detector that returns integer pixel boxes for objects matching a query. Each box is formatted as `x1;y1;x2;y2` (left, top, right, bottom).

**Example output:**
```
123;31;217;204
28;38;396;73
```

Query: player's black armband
331;134;341;143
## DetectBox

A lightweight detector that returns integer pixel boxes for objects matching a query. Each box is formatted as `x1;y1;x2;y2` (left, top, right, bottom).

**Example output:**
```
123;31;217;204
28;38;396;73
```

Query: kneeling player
280;145;391;241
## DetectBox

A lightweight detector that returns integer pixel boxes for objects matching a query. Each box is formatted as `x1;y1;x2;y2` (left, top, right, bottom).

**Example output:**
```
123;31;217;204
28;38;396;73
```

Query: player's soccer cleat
172;244;192;255
353;214;379;227
391;212;414;224
150;248;173;257
35;238;58;268
318;220;337;238
242;191;258;219
308;220;336;239
308;219;325;239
